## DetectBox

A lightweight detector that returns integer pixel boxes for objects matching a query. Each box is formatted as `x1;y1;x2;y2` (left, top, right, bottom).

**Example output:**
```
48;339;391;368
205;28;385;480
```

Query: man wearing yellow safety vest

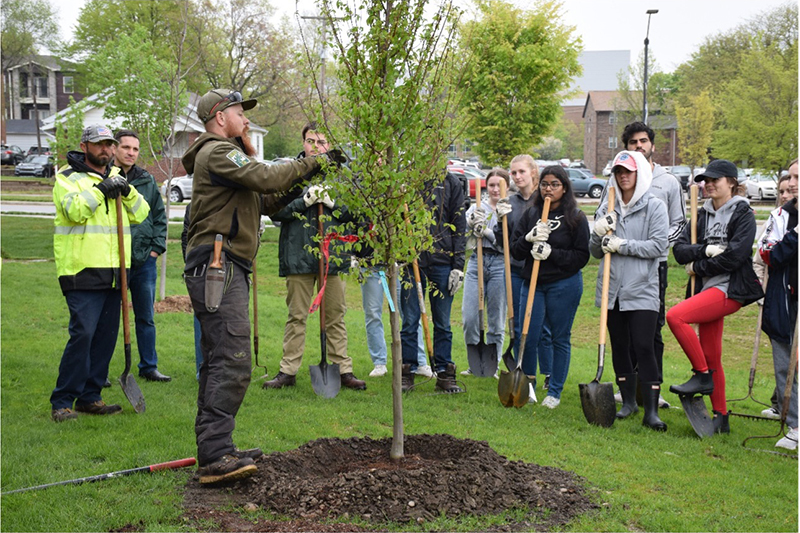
50;124;150;423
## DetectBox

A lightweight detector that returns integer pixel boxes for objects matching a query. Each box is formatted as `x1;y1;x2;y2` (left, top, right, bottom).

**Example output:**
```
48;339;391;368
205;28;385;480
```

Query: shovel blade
119;373;146;413
501;346;516;372
498;369;529;408
678;394;715;438
466;341;499;378
309;362;341;399
579;381;615;427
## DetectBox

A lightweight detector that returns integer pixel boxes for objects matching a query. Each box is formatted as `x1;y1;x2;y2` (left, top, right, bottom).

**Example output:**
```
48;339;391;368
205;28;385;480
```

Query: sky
52;0;791;72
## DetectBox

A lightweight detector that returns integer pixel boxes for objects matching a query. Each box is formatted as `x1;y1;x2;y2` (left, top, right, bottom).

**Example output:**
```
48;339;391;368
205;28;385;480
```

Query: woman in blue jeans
462;169;509;371
510;166;589;408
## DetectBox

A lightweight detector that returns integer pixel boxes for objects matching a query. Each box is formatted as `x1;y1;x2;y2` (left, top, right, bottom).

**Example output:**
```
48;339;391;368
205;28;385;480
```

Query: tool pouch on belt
205;234;227;313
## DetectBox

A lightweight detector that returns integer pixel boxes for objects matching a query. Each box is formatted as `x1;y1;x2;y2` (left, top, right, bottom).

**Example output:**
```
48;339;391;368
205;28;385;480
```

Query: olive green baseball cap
197;89;257;123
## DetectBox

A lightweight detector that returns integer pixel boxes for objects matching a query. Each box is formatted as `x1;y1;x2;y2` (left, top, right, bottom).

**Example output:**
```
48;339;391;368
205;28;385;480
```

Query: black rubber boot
401;364;415;392
641;383;667;432
616;374;639;419
669;369;714;396
435;364;464;393
713;410;730;434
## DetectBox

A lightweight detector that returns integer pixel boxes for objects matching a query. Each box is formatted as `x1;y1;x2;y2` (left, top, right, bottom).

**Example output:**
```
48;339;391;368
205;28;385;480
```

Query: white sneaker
775;428;798;451
527;382;538;404
493;370;499;380
415;365;433;378
460;368;473;376
761;406;781;420
542;395;560;409
614;390;622;404
658;394;671;409
369;365;387;377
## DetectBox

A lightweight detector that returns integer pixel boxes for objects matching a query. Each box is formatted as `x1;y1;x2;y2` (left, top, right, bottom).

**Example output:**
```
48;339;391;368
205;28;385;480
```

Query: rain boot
616;374;639;419
641;383;667;432
669;369;714;396
713;410;730;434
401;364;415;392
435;364;463;393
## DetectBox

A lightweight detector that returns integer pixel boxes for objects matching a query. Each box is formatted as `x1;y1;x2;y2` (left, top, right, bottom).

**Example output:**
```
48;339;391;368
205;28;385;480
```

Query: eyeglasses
304;138;329;147
540;181;562;190
206;91;243;119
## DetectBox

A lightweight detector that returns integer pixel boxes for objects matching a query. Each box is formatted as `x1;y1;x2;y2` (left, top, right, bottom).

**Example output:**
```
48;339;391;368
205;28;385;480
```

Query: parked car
14;155;55;177
161;174;193;203
448;165;487;201
670;165;692;190
26;146;51;156
745;173;778;201
566;168;605;198
602;161;613;177
1;144;25;165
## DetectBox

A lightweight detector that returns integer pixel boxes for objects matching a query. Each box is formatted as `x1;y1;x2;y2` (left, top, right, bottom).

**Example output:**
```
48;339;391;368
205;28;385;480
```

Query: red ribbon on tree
309;232;360;313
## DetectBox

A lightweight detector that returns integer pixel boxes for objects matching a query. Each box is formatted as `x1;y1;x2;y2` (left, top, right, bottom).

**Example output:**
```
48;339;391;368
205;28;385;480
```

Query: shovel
309;203;341;398
498;180;516;372
689;184;698;296
498;197;551;408
252;260;268;380
578;188;615;427
115;196;145;413
466;179;498;377
403;203;436;378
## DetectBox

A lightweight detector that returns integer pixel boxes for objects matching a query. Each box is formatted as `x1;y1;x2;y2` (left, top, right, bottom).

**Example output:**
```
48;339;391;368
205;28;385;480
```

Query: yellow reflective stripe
128;195;144;213
54;225;129;235
80;189;99;210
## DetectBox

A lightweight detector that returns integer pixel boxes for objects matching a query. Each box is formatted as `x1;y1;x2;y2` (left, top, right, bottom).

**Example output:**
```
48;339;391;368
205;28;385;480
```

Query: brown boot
262;372;296;389
197;455;257;484
435;364;463;393
340;373;366;390
401;364;416;392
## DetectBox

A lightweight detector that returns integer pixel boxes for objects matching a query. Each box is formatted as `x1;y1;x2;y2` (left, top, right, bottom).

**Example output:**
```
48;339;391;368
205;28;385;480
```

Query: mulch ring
182;434;599;532
153;295;193;314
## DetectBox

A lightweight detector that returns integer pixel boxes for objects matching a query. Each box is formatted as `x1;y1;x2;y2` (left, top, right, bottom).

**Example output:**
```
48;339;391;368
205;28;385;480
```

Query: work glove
593;213;617;236
705;244;726;258
303;185;334;209
94;175;127;199
324;149;348;166
495;198;512;218
601;235;626;254
525;221;551;243
447;269;464;295
466;207;487;229
531;242;551;261
685;262;695;276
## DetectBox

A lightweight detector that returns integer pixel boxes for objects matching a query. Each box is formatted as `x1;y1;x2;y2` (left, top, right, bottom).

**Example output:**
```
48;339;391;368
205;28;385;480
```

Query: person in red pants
667;160;764;433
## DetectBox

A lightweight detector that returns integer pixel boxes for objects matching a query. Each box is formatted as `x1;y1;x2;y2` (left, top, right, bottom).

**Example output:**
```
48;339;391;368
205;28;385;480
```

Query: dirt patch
183;434;599;532
154;295;192;314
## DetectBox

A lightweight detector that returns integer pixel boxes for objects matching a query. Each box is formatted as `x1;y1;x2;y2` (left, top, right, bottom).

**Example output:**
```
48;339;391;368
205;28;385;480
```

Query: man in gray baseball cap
196;89;257;124
81;124;119;145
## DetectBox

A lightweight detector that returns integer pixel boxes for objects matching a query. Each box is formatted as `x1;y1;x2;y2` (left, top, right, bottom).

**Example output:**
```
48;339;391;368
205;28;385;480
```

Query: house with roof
5;55;84;122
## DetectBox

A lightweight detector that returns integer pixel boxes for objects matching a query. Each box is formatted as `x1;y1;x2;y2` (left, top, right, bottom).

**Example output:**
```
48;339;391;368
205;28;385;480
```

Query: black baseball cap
695;159;738;182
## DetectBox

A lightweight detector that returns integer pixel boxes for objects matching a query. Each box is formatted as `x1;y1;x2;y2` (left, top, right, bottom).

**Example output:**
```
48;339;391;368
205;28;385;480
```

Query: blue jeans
519;272;582;397
462;253;506;361
511;268;553;376
129;255;159;375
401;264;454;372
361;269;426;366
50;289;121;409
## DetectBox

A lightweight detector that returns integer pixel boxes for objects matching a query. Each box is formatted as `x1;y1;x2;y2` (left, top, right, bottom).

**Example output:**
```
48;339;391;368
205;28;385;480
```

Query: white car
161;174;193;203
745;173;778;201
602;161;612;177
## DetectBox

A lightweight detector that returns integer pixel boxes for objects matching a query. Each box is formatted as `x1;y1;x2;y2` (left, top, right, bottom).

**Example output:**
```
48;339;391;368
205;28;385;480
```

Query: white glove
303;185;334;209
350;256;359;270
448;269;464;295
705;245;726;258
496;198;512;218
466;207;487;228
594;213;617;236
525;221;551;243
685;262;695;276
601;235;625;254
531;242;551;261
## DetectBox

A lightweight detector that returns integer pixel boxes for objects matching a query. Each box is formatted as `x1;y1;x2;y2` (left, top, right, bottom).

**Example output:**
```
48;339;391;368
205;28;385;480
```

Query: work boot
435;364;463;393
641;383;667;432
74;401;122;416
669;369;714;396
712;410;730;434
262;372;296;389
401;364;416;392
233;447;264;460
197;455;257;484
51;408;78;422
615;374;639;419
340;373;367;390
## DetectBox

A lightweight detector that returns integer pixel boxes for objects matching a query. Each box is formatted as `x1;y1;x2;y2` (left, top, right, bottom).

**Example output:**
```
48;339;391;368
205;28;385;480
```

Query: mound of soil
183;434;598;532
154;295;192;313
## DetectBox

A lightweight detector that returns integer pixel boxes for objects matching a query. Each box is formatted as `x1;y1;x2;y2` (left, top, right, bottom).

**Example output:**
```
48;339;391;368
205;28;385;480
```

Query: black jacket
419;172;466;271
761;199;798;344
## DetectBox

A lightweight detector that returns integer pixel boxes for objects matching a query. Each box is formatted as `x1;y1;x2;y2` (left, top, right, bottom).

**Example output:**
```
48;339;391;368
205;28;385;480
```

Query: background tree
458;0;581;166
51;96;86;168
674;89;713;173
551;115;584;162
533;137;563;161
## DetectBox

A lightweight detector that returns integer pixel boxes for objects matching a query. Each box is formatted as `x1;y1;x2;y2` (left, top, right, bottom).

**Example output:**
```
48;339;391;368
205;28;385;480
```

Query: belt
482;247;502;256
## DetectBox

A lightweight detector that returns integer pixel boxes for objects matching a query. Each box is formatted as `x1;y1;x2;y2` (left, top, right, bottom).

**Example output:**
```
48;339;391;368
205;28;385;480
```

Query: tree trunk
389;261;404;460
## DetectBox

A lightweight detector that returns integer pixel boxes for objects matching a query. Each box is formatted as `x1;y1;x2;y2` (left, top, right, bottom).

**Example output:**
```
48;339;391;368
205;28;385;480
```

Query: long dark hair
532;165;583;231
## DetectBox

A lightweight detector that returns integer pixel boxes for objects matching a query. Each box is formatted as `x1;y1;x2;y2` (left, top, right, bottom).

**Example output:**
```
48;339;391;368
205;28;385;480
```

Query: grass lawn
0;215;796;532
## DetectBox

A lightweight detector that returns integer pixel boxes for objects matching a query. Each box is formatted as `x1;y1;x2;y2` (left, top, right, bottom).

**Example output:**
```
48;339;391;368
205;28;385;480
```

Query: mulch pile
153;295;193;313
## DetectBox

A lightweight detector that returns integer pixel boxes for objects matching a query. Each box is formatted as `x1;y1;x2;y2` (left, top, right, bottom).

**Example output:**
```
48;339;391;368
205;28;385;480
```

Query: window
608;113;616;124
63;76;74;94
608;137;618;149
35;76;48;97
19;73;28;98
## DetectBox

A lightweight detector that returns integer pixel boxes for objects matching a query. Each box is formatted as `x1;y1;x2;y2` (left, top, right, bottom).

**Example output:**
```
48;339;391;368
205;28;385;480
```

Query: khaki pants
280;273;351;375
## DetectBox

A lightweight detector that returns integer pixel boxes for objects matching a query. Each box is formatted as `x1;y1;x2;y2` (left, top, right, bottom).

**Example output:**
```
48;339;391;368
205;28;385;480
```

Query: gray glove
447;269;464;295
531;242;551;261
594;213;617;236
496;198;512;218
525;221;551;243
705;244;726;257
466;207;487;228
601;235;626;254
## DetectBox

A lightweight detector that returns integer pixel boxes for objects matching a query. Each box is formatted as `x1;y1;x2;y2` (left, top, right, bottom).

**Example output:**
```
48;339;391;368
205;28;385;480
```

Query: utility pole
642;9;659;125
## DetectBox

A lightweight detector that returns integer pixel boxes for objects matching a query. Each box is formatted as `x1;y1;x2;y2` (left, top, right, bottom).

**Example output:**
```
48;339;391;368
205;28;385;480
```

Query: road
1;201;187;221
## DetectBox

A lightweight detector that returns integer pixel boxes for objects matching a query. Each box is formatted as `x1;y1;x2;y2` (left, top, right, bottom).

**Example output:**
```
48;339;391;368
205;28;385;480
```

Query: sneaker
658;394;671;409
761;406;781;420
74;401;122;416
493;370;499;380
369;364;387;377
541;395;560;409
543;375;550;390
416;365;433;378
775;428;798;451
460;368;473;376
527;383;538;404
52;408;78;422
614;389;623;404
197;454;257;484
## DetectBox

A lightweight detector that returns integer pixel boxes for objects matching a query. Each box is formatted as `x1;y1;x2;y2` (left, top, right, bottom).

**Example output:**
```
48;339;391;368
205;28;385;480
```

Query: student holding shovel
510;166;589;409
589;151;669;431
667;159;764;434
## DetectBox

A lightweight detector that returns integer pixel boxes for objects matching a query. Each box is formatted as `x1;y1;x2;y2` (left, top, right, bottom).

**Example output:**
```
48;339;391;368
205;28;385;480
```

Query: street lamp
642;9;659;125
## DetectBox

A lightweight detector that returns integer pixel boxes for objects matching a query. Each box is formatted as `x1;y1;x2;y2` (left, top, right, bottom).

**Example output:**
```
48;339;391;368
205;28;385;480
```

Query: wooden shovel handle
521;197;551;336
318;204;326;332
476;179;485;315
690;184;698;295
403;203;434;359
115;196;130;345
499;180;514;327
598;187;614;346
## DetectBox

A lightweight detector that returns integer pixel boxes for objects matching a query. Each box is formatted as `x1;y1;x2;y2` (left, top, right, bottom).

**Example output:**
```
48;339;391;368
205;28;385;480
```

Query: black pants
607;303;660;384
185;259;252;465
628;261;668;381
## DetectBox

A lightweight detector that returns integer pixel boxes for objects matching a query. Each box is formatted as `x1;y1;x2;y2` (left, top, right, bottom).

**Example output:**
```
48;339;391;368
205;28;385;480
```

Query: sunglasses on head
207;91;244;120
